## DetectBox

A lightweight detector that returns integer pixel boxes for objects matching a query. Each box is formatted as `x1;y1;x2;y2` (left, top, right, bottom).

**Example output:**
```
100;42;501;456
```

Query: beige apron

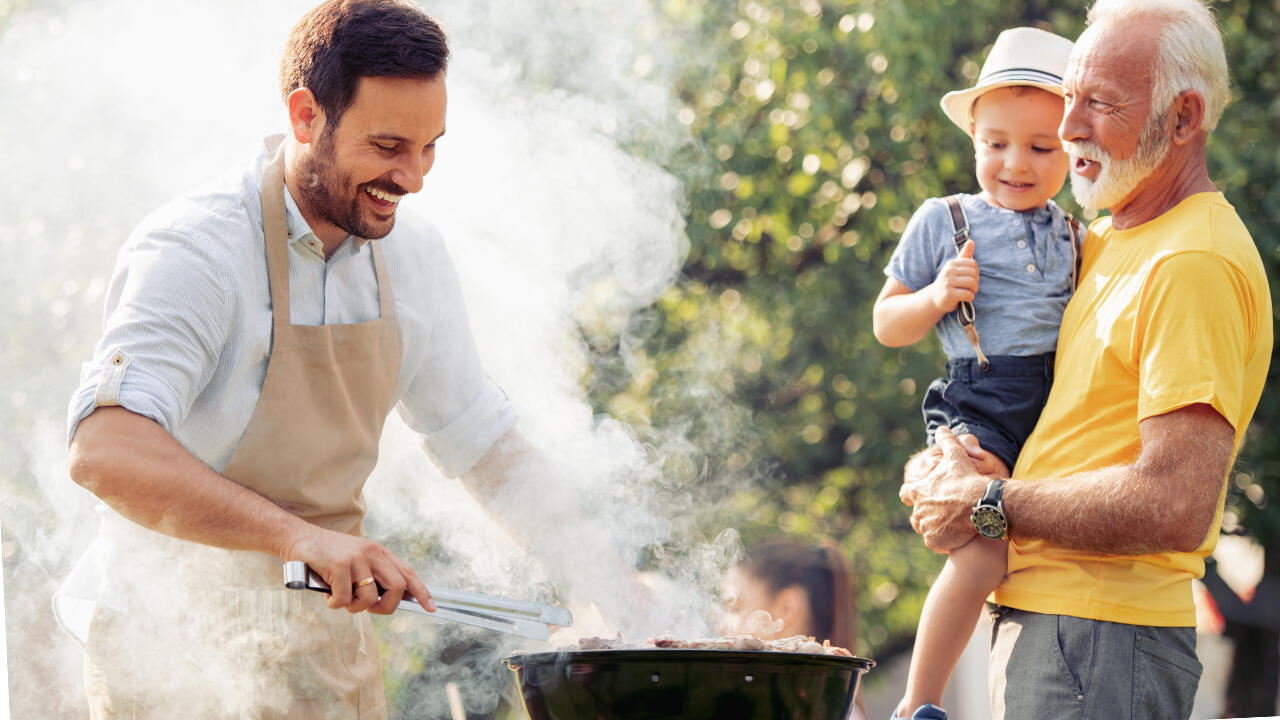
85;139;403;719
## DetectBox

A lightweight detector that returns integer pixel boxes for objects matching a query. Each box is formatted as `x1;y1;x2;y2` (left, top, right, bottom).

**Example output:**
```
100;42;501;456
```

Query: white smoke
0;518;7;720
0;0;746;718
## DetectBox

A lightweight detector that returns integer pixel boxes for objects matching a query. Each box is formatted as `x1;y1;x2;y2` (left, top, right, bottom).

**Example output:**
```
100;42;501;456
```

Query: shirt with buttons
885;193;1078;358
68;135;516;479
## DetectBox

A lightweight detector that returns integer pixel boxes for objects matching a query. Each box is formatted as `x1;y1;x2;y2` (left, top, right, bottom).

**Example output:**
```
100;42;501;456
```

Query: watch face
971;506;1008;539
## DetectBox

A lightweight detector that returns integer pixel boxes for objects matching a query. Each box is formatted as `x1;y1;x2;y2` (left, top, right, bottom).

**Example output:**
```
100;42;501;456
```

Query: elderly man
901;1;1273;718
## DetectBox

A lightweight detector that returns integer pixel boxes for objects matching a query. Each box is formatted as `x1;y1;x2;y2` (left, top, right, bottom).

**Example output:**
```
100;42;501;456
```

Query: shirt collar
280;182;326;257
276;160;370;259
1026;201;1057;227
991;197;1057;227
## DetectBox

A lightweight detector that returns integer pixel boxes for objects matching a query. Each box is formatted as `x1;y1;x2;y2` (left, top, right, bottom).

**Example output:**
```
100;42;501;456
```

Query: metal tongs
283;561;571;641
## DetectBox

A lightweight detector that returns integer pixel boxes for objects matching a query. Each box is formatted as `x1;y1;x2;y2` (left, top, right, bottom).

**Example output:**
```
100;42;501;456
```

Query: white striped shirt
67;134;516;479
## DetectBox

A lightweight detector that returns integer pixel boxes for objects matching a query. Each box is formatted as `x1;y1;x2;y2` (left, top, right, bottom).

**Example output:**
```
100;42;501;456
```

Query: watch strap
980;477;1006;507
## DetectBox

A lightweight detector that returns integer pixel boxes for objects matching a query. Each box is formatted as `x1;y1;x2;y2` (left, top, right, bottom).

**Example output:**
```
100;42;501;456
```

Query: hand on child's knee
901;446;944;504
955;433;1010;477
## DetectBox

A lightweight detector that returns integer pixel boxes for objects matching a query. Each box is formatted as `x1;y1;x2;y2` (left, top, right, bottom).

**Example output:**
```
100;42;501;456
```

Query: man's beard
1066;108;1172;211
296;130;400;241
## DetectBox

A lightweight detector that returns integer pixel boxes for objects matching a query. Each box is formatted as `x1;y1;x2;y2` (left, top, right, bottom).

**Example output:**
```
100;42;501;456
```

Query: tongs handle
282;561;570;641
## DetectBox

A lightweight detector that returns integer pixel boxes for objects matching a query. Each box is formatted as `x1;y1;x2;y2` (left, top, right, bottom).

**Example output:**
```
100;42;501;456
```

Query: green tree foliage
1213;1;1280;557
590;0;1280;661
1211;5;1280;712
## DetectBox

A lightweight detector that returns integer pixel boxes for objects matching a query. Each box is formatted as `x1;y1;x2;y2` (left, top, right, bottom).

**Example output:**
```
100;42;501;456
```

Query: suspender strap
1066;215;1083;290
943;195;990;370
945;195;969;254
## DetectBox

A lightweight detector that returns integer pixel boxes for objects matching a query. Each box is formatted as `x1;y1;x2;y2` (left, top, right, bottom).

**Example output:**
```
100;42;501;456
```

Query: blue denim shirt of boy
885;193;1076;359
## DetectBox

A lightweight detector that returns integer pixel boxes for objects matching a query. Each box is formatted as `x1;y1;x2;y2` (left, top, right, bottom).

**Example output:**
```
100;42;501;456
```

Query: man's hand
900;445;942;505
928;240;979;313
901;427;989;552
282;527;435;615
900;432;1006;509
69;407;436;618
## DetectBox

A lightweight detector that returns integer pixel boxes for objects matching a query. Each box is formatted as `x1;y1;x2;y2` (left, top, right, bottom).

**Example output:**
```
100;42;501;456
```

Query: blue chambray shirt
885;193;1076;358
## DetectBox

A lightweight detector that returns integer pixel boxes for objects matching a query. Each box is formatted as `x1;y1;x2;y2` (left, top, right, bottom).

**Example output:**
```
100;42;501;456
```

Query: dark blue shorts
921;353;1055;472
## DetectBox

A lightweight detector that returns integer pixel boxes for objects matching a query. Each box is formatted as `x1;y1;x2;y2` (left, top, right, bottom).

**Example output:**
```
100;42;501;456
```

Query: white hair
1087;0;1230;130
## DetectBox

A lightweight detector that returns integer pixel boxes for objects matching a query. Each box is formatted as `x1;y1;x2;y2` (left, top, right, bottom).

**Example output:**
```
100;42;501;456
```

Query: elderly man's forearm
1004;464;1222;554
999;404;1234;554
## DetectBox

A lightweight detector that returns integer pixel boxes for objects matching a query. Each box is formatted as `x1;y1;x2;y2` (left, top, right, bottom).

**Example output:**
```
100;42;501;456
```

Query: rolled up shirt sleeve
67;225;231;443
408;379;516;478
394;245;516;478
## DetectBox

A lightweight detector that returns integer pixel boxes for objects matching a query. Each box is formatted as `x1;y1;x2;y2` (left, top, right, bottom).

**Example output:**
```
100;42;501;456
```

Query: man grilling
58;1;568;716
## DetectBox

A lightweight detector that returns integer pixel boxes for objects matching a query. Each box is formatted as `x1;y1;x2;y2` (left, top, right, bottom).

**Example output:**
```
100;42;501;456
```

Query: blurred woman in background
721;537;865;719
720;538;858;653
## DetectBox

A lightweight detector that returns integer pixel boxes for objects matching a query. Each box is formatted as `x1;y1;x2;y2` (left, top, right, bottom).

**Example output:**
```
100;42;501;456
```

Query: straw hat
940;27;1075;134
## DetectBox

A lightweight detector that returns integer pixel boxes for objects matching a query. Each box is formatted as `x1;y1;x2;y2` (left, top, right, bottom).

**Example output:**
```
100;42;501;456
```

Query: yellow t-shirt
995;192;1273;627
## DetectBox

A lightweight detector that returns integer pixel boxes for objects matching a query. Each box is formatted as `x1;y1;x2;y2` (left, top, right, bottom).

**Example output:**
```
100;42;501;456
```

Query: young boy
871;27;1078;720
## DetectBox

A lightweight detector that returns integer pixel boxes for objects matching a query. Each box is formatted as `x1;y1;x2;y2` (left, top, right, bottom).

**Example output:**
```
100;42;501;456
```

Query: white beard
1066;111;1172;211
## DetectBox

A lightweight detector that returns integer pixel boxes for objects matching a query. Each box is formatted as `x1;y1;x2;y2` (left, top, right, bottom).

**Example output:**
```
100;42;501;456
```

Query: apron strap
943;195;990;371
369;239;396;319
260;139;395;324
261;141;293;329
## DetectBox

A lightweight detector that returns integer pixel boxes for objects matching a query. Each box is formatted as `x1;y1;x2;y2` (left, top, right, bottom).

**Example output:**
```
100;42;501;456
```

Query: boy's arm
873;277;947;347
873;240;979;347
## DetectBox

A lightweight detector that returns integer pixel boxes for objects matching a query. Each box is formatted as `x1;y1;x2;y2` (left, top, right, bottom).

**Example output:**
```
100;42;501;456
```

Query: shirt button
1026;264;1036;272
1017;240;1027;249
1076;695;1084;702
1011;218;1019;225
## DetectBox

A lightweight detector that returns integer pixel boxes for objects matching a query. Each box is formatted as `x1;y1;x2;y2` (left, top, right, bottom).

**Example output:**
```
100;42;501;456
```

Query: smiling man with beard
54;1;574;717
899;1;1272;719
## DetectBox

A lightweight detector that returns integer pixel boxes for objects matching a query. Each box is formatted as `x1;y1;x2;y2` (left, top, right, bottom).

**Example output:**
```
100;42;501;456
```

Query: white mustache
1063;141;1106;164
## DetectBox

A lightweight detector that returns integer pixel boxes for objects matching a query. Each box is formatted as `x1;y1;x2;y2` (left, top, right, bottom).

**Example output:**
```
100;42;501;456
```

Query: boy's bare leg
896;535;1008;716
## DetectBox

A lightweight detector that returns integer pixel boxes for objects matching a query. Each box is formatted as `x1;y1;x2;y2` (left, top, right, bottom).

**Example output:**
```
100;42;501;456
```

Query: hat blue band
978;67;1063;86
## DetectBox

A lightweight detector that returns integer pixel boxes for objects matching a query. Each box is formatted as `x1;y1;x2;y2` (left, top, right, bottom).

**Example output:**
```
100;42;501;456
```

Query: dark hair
740;538;857;653
279;0;449;130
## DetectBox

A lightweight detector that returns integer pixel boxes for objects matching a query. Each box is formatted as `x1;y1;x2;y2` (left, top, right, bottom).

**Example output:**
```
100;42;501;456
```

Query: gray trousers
988;605;1202;720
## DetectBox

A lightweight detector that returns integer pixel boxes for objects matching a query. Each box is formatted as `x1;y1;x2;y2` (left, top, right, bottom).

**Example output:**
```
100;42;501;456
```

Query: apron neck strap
261;141;292;328
260;140;398;326
369;236;396;318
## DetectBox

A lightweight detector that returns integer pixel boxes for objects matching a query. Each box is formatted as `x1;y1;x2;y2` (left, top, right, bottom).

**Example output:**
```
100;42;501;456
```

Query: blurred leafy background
580;0;1279;713
1;0;1275;716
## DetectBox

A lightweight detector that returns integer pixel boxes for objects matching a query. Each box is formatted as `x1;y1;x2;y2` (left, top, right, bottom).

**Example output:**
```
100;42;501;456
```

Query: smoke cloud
0;0;751;717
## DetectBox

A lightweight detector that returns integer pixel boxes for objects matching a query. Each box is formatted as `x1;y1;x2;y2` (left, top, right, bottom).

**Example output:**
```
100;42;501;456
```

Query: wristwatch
971;477;1009;540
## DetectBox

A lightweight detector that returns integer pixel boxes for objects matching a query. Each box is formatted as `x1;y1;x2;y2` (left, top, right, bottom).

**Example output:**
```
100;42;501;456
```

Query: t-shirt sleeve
1135;251;1251;428
885;198;949;292
395;248;516;479
67;228;231;442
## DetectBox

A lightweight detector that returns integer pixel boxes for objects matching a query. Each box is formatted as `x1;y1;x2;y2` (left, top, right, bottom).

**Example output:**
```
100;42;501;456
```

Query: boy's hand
956;433;1011;478
928;240;979;313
